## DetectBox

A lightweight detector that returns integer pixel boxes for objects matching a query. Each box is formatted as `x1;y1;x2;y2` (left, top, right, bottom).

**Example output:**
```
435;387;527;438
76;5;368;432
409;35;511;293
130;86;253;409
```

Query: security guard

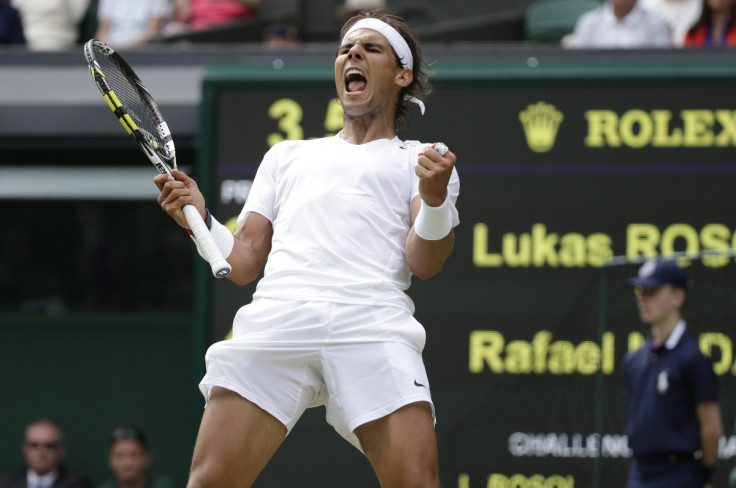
624;259;723;488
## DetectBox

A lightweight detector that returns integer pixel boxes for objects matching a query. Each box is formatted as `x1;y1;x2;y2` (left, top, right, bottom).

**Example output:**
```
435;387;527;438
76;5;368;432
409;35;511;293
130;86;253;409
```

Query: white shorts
199;298;434;452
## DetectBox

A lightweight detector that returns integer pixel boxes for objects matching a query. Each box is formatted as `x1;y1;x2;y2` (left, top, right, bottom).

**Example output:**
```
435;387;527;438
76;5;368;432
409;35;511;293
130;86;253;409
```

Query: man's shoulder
675;332;709;359
570;6;606;43
0;471;26;488
623;343;650;365
576;6;606;26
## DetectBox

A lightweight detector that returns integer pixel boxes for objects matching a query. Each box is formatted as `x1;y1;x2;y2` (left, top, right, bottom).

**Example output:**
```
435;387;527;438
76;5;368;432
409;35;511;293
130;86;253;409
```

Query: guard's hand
415;143;456;207
154;169;206;229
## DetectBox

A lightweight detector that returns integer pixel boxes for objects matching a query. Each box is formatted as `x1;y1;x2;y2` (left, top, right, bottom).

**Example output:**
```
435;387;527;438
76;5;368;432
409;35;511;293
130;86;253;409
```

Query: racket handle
183;204;232;278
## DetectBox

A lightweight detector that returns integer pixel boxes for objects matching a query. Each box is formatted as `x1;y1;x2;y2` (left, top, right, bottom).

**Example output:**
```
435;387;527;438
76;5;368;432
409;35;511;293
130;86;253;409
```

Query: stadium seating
523;0;601;43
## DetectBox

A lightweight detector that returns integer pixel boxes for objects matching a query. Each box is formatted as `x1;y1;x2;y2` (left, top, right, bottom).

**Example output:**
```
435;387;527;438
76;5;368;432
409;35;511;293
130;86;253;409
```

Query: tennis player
155;8;459;488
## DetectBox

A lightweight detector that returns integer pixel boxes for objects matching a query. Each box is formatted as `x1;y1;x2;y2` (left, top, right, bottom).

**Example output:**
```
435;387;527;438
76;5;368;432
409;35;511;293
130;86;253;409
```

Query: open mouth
345;69;367;93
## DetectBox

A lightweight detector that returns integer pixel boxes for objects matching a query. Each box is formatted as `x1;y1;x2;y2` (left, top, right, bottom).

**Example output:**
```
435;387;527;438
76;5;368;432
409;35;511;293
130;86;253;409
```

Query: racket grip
183;204;232;278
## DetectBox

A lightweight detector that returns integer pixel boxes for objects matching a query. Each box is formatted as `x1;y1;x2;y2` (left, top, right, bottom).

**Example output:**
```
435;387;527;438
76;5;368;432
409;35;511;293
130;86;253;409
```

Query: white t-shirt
566;1;672;48
239;135;460;314
97;0;171;48
14;0;89;50
639;0;701;46
27;469;58;488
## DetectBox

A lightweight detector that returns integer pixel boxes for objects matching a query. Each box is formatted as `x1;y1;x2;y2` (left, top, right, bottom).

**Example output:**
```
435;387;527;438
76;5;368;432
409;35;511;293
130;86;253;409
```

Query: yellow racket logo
103;91;121;112
119;114;138;134
102;90;138;134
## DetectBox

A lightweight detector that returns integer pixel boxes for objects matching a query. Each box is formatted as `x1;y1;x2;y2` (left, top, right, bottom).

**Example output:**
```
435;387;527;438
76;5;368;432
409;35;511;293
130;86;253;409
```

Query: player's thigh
188;386;287;488
355;401;439;488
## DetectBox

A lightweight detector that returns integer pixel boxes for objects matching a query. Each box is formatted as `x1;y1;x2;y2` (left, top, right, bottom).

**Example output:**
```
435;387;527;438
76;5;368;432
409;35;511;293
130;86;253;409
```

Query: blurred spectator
94;0;171;49
0;418;93;488
684;0;736;46
564;0;672;48
163;0;260;35
263;20;300;46
12;0;89;50
0;0;26;44
336;0;386;21
640;0;702;46
97;426;173;488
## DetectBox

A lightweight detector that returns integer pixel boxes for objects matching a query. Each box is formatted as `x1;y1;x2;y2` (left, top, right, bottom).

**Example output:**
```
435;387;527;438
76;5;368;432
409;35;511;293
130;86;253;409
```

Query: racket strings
95;52;173;161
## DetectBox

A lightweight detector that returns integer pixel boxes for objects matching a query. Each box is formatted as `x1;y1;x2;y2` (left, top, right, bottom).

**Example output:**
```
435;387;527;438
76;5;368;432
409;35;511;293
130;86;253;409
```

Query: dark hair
339;8;433;130
687;0;736;37
109;426;148;450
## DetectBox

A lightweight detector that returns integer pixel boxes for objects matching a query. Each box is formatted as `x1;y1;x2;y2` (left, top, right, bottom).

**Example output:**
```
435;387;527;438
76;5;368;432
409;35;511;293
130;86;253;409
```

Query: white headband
344;18;413;70
342;18;425;114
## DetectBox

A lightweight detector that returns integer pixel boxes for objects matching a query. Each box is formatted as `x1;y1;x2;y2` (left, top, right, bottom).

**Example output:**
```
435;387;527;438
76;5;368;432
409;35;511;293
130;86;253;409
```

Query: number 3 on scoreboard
267;98;303;146
267;98;344;147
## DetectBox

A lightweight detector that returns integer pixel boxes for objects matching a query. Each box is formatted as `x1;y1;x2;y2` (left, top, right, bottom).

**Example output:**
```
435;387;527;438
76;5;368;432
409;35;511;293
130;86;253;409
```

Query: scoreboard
197;55;736;487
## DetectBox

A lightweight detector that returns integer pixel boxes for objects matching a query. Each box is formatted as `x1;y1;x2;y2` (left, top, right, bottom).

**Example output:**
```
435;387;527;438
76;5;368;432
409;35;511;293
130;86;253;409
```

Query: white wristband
414;196;453;240
191;214;234;259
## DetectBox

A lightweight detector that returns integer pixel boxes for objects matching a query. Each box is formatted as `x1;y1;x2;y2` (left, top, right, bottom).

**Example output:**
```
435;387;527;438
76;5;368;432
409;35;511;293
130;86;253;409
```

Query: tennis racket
83;39;231;278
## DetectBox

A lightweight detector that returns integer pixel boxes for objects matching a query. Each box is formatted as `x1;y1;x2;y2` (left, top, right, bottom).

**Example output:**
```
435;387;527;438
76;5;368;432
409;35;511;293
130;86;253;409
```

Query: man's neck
650;315;680;345
612;3;635;20
29;469;58;478
340;111;397;144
